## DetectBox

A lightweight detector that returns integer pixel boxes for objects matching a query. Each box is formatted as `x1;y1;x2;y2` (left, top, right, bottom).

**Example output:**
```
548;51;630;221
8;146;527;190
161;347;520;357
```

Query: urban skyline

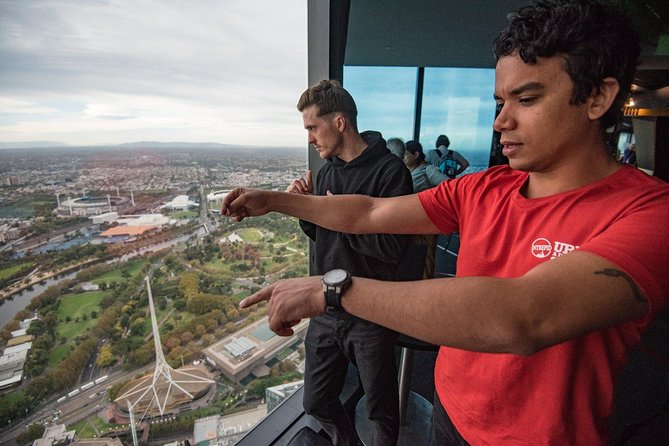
0;144;311;445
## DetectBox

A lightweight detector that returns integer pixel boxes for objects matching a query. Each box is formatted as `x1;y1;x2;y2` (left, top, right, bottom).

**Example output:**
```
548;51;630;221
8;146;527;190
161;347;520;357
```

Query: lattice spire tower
115;276;213;416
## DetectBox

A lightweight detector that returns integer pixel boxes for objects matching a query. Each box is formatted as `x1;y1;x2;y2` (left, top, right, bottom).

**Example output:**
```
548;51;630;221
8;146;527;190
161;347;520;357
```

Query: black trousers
303;312;400;446
433;390;470;446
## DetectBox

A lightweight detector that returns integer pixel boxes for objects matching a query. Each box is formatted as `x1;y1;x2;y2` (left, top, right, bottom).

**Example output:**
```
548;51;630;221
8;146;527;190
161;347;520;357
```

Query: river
0;271;78;328
0;227;207;329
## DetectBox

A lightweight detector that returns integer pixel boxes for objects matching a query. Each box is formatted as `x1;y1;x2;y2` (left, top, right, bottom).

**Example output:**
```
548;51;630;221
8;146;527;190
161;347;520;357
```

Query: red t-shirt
418;164;669;445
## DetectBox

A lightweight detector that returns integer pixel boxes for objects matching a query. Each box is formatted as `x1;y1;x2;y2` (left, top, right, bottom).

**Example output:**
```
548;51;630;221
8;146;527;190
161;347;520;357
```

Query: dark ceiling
345;0;530;69
344;0;669;96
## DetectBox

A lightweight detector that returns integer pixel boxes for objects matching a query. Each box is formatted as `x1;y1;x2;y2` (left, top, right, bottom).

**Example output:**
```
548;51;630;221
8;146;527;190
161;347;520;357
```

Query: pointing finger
240;285;273;308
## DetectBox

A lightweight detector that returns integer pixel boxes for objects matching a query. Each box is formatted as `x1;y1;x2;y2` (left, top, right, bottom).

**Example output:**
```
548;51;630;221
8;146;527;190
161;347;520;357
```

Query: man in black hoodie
286;79;412;446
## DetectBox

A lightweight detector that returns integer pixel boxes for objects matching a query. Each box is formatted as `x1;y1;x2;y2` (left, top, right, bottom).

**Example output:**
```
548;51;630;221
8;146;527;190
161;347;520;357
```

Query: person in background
387;137;406;160
623;142;638;166
403;139;450;279
285;79;412;446
403;140;449;192
222;1;669;444
426;134;470;178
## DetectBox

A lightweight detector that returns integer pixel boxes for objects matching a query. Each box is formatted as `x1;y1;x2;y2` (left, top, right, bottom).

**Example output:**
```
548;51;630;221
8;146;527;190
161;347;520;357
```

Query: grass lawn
1;389;25;406
0;201;35;219
92;259;148;285
0;196;60;219
68;415;109;439
205;253;273;276
48;344;71;368
232;227;265;242
56;291;106;339
202;258;230;274
0;262;34;280
165;310;195;329
233;290;250;300
155;306;168;323
285;239;307;252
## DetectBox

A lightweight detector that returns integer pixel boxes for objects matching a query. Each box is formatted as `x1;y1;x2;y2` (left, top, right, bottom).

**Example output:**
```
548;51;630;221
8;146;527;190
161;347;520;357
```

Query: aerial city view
8;0;668;444
0;0;312;442
0;144;311;445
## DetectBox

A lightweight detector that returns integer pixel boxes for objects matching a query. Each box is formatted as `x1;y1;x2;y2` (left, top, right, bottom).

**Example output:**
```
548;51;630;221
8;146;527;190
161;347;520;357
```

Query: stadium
56;195;131;217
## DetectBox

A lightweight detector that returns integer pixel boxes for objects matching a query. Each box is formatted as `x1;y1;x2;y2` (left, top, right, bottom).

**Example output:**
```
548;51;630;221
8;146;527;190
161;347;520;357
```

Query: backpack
437;149;459;178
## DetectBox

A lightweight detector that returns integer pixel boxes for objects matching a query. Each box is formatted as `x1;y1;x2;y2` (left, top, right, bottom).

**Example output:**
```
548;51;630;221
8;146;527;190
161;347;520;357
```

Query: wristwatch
322;268;352;310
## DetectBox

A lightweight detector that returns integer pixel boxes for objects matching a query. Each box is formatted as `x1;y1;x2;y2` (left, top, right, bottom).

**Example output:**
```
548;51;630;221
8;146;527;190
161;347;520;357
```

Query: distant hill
114;141;303;152
0;141;302;152
0;141;71;149
116;141;249;150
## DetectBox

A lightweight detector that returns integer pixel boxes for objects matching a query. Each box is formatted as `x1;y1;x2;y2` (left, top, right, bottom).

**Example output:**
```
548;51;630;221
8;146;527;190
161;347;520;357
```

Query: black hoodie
300;131;413;280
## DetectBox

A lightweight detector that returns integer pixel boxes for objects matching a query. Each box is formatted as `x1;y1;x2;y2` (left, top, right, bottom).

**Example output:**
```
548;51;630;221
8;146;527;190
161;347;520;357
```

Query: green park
0;212;309;443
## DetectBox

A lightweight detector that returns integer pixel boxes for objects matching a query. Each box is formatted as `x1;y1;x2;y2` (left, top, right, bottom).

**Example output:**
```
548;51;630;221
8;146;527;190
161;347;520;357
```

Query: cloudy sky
0;0;308;147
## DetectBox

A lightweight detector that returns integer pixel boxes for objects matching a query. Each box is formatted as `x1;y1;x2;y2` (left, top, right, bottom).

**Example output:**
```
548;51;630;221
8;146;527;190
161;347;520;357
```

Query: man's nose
493;103;515;133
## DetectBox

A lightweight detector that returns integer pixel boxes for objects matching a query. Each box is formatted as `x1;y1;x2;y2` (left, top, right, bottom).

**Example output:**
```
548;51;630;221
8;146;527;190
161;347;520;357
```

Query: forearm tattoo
594;268;646;303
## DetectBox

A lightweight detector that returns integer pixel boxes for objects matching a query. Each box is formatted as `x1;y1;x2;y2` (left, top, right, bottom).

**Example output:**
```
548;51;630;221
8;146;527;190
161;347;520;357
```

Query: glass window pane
343;66;417;141
343;66;495;175
422;67;496;173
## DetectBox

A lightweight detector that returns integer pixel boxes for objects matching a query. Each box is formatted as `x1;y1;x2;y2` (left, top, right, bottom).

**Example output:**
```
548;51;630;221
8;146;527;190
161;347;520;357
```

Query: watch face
325;269;348;285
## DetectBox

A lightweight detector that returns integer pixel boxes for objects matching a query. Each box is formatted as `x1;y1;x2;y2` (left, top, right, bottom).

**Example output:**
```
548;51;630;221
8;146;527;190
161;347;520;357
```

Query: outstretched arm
241;250;647;354
222;188;440;235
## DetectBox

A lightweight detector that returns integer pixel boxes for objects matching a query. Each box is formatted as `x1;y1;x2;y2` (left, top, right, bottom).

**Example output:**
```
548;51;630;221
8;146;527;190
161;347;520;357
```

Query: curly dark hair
297;79;358;131
493;0;640;129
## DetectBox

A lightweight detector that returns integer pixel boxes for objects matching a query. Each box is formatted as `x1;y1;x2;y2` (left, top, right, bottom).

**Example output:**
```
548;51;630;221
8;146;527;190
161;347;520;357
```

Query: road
0;363;154;446
0;188;228;444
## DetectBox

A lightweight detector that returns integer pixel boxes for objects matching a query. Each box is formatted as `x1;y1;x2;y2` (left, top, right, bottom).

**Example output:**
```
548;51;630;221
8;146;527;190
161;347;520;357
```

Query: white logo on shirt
531;238;552;258
531;238;579;259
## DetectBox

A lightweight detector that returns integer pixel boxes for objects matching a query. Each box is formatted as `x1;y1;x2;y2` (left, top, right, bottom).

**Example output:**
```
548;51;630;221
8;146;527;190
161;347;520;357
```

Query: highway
0;185;223;444
0;363;153;445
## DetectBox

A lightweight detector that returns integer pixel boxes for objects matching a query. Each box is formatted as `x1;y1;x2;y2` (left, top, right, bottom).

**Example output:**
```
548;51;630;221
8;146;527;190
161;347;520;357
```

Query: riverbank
0;258;101;303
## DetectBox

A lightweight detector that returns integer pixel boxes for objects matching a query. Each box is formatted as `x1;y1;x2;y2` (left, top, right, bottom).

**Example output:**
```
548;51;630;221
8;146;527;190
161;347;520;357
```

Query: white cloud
0;98;57;115
0;0;308;147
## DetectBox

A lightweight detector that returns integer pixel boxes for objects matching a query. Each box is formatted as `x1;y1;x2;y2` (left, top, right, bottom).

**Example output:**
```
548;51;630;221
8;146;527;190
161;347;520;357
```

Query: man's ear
588;77;620;121
334;113;347;132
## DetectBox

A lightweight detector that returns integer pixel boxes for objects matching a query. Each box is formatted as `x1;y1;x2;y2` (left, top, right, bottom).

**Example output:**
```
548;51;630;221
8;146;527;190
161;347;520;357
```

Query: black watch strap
322;269;352;310
324;286;342;309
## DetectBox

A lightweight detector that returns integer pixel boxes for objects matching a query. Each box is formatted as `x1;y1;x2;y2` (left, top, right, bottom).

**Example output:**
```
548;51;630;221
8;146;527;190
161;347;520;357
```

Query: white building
220;233;243;244
90;212;118;224
32;424;75;446
266;380;304;413
194;406;268;446
160;195;198;211
206;190;231;201
116;213;170;227
0;349;28;389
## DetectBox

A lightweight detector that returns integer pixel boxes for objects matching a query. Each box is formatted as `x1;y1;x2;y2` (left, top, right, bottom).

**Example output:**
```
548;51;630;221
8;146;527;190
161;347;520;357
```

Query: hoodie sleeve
341;162;413;264
299;219;317;241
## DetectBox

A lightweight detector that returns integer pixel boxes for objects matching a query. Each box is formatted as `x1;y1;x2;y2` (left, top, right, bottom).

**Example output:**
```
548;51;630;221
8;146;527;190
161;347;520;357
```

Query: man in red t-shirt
222;1;669;444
